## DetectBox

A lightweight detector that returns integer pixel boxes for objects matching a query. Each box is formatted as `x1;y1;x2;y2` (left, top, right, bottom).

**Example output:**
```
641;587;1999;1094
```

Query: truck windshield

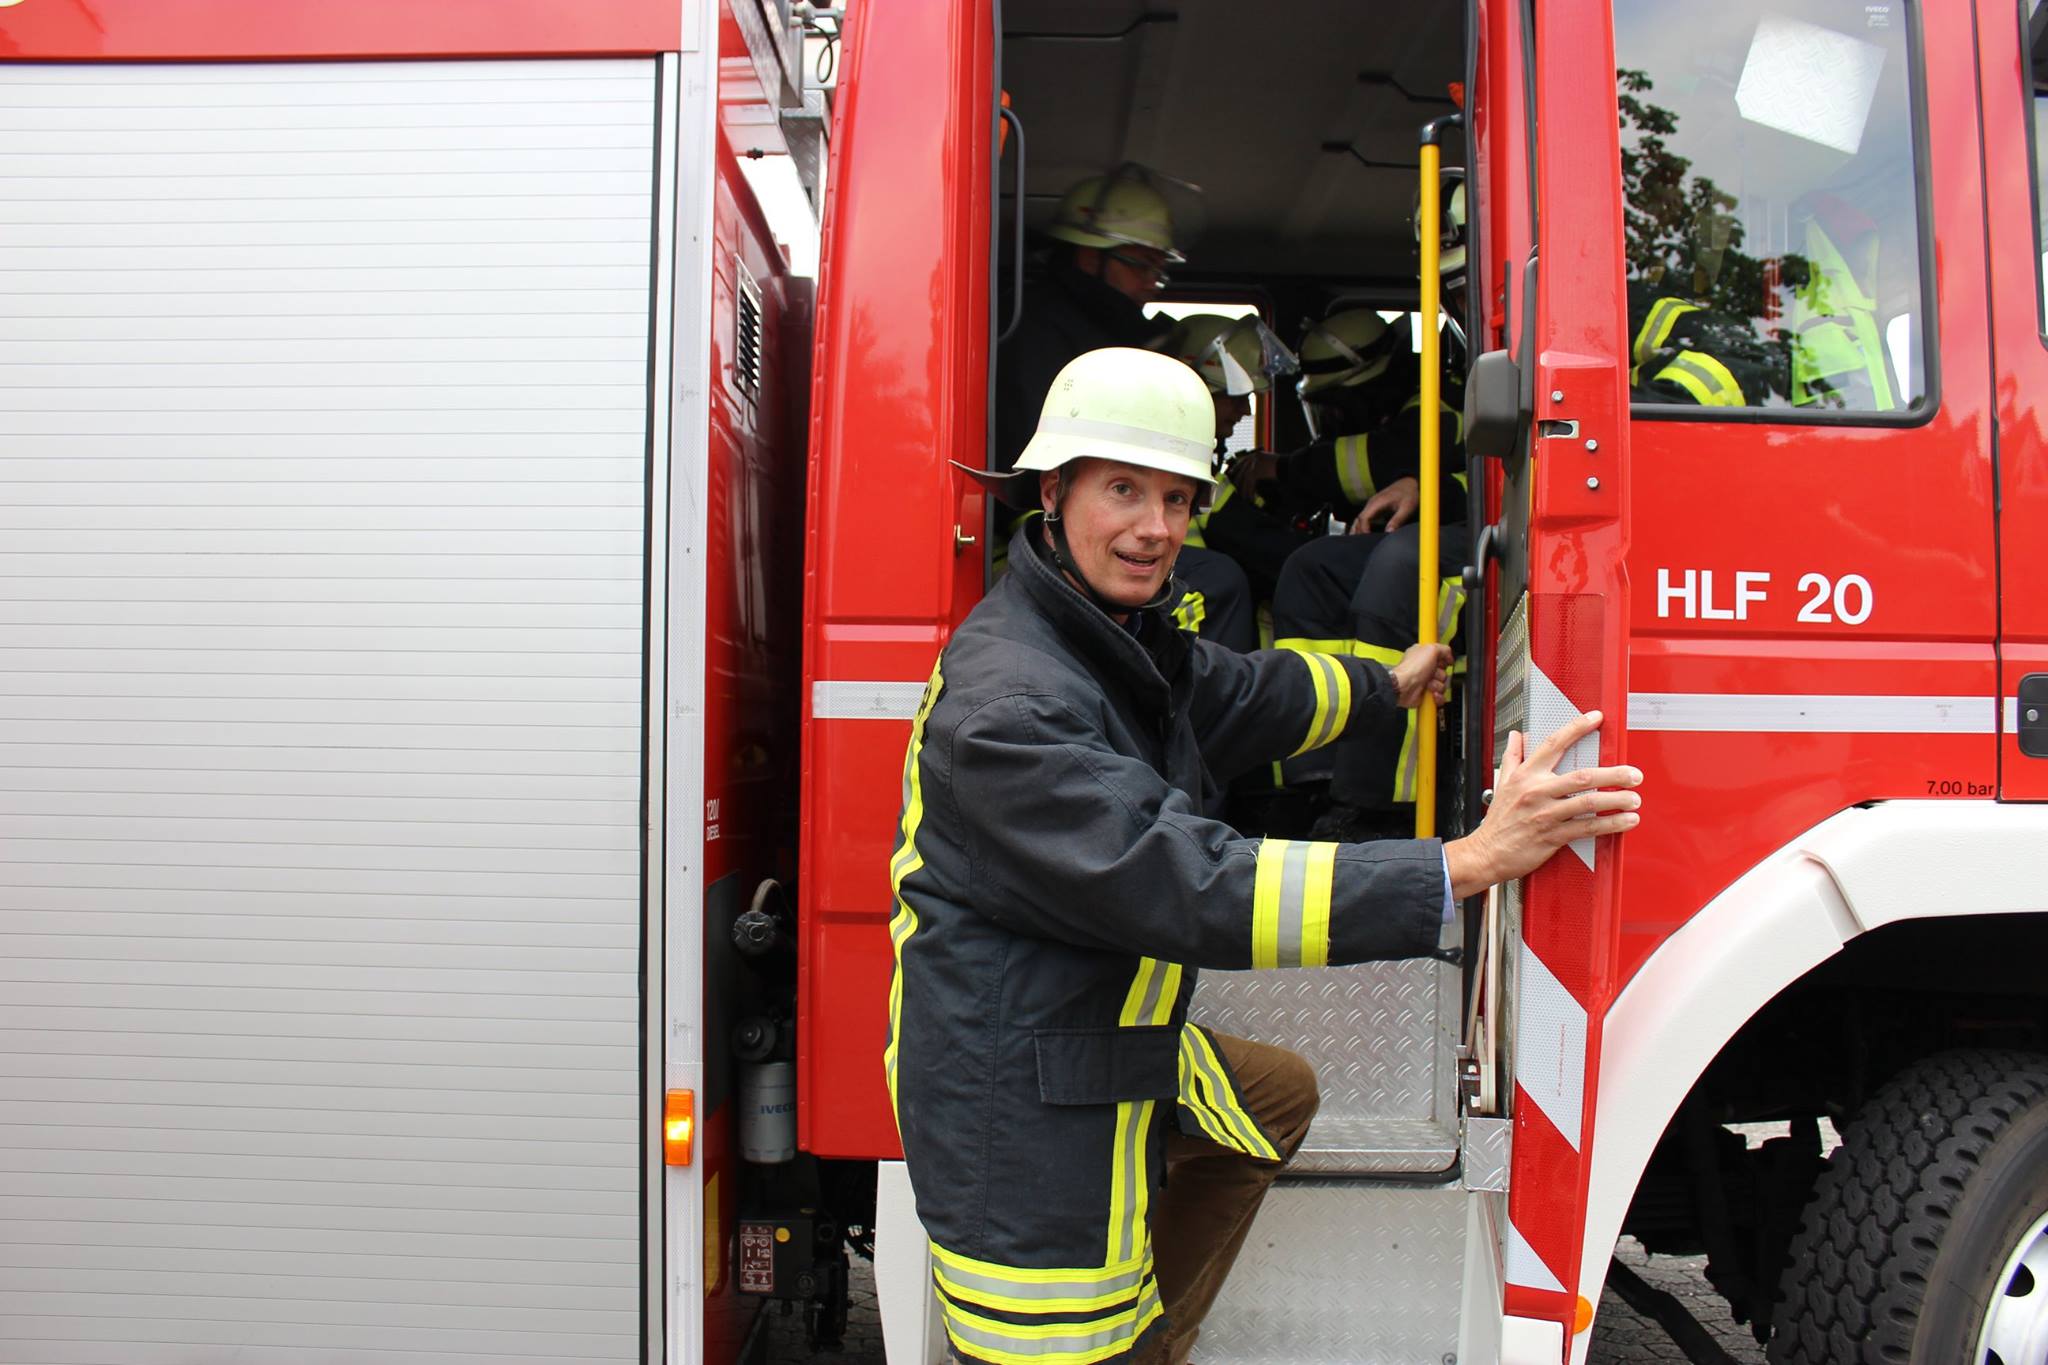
1613;1;1929;416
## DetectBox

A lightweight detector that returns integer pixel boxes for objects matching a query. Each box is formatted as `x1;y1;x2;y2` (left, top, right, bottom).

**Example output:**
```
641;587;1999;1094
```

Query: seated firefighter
1627;200;1791;408
992;164;1255;650
1268;308;1469;836
1267;174;1475;836
921;342;1645;1365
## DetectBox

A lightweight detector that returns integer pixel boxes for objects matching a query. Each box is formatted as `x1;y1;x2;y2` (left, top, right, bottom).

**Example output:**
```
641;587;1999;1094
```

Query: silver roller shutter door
0;59;654;1365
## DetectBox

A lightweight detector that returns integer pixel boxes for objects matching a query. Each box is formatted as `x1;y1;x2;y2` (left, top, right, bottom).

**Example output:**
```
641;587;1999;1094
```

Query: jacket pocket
1033;1025;1179;1105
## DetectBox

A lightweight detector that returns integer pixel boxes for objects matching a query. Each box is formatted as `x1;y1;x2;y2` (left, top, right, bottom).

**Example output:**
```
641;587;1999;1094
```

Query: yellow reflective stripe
1354;641;1404;668
933;1247;1151;1315
1275;636;1356;657
883;659;945;1124
1394;713;1421;804
1104;1098;1156;1264
1175;1041;1242;1148
1453;470;1470;493
931;1242;1148;1284
1334;434;1375;504
1182;522;1207;549
1250;837;1335;970
941;1285;1165;1365
1656;350;1743;407
1288;650;1349;757
1209;480;1236;514
1171;589;1207;634
1251;838;1290;968
1386;574;1468;805
1178;1026;1279;1159
1299;841;1336;968
1630;296;1698;383
1117;957;1182;1028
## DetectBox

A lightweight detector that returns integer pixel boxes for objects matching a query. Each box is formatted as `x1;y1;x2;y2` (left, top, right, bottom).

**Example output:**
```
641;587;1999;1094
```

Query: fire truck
6;0;2048;1363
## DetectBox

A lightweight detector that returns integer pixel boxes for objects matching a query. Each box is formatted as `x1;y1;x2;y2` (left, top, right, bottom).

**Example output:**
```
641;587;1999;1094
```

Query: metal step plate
1198;1181;1466;1364
1189;958;1459;1172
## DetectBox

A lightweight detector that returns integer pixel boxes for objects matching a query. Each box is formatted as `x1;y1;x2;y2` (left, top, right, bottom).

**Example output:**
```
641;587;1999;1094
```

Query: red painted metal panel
0;0;679;60
796;0;994;1159
1976;0;2048;801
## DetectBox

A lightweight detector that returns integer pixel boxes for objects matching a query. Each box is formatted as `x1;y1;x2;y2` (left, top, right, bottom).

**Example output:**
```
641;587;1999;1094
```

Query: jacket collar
1047;260;1165;349
1007;524;1188;707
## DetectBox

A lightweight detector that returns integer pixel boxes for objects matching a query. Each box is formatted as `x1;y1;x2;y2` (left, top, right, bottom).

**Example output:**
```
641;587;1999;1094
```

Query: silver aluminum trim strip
1628;692;1996;734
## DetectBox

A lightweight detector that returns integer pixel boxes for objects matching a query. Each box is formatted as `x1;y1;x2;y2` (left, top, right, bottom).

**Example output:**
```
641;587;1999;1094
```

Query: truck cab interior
996;0;1468;421
991;0;1474;842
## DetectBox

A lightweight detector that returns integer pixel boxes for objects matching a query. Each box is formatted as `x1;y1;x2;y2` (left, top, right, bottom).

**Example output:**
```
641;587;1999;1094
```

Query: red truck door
1488;0;1638;1337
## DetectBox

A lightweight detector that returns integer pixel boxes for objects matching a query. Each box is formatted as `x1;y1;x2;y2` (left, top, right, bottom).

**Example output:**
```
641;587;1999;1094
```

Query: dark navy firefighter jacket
885;526;1447;1365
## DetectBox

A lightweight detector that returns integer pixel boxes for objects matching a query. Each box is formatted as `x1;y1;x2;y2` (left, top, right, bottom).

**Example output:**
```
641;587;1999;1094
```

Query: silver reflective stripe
1033;414;1215;467
945;1283;1162;1360
1274;840;1311;968
935;1257;1146;1305
814;679;928;721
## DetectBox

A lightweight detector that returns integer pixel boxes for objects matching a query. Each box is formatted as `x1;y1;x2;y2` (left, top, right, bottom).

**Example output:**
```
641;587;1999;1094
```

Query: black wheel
1766;1049;2048;1364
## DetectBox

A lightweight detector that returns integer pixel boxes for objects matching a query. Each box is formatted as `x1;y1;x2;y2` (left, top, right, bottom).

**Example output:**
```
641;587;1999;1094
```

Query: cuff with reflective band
1288;649;1352;756
1630;296;1700;382
1251;837;1336;969
1654;349;1744;407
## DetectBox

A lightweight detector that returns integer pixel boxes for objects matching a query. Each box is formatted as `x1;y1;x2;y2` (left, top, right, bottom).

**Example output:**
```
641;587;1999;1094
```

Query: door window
1614;1;1931;416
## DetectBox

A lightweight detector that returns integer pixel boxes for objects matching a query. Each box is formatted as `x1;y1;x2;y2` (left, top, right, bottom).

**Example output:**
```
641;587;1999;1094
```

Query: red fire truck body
9;0;2048;1362
800;2;2048;1362
0;1;812;1362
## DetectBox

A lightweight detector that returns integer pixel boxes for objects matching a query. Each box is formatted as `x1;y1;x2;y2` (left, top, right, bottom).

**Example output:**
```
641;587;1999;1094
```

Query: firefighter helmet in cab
1045;164;1189;264
1296;309;1402;396
1163;314;1300;397
1414;170;1468;282
957;347;1217;508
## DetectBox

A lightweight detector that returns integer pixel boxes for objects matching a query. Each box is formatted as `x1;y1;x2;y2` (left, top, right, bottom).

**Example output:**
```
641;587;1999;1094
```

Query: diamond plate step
1198;1181;1467;1363
1189;957;1459;1173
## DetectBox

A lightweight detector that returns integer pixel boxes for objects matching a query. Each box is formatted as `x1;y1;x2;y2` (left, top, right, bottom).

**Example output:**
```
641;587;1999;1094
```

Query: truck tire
1765;1050;2048;1364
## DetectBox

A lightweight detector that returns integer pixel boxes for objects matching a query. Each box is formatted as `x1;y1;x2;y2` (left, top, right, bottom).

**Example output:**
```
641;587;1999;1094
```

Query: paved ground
759;1236;1768;1364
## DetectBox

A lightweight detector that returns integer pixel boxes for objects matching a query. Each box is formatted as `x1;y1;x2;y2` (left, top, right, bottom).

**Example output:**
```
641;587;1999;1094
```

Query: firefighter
1265;175;1476;833
1626;198;1790;408
994;163;1254;651
1786;195;1897;411
1159;312;1321;605
902;345;1644;1365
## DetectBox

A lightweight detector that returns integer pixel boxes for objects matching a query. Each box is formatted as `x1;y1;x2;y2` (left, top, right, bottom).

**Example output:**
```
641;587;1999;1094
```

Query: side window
2029;0;2048;333
1613;2;1931;417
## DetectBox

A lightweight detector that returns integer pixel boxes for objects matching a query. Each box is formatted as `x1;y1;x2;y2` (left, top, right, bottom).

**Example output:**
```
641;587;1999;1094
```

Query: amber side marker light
665;1090;695;1166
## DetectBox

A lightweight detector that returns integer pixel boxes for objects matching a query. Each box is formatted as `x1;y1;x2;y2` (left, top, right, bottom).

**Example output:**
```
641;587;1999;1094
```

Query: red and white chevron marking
1503;593;1611;1336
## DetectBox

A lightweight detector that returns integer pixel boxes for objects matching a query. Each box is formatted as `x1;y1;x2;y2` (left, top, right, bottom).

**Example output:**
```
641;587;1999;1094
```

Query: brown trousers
1136;1031;1321;1365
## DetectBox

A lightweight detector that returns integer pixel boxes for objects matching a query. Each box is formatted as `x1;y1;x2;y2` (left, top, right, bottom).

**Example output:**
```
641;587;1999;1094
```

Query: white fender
1568;800;2048;1360
876;1160;946;1364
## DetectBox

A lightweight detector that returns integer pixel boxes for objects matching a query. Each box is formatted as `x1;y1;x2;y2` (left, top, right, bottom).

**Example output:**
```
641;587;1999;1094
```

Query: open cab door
1474;0;1635;1350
